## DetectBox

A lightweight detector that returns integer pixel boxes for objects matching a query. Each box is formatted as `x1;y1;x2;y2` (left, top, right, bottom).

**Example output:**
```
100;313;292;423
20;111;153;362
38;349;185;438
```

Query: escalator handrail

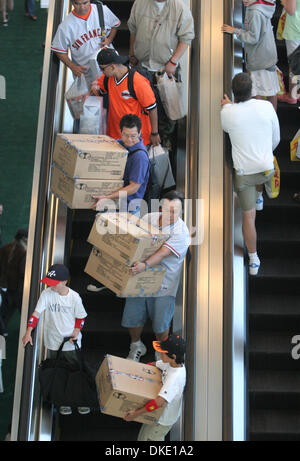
11;0;71;441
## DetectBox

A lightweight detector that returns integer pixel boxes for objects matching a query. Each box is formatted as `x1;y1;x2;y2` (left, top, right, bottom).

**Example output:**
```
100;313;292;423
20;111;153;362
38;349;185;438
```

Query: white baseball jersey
51;3;121;67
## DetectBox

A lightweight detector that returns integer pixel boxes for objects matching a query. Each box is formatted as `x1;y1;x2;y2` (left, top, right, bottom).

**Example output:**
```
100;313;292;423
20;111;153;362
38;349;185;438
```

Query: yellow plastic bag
277;9;287;40
290;129;300;162
264;157;280;199
276;66;286;95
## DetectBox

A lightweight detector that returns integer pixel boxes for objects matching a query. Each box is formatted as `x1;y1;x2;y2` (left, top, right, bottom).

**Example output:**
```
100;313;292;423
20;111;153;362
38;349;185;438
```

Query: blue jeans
25;0;35;17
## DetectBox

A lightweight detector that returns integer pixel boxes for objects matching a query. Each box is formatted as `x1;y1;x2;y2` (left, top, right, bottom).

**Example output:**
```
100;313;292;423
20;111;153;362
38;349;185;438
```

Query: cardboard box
51;164;123;209
84;246;166;297
88;212;169;265
96;355;165;425
53;133;128;179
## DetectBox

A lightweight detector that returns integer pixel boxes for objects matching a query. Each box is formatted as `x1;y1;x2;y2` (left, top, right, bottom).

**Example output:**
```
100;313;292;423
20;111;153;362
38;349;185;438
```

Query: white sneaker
86;284;106;293
256;194;264;211
77;407;90;415
59;406;72;416
127;341;147;362
249;258;260;276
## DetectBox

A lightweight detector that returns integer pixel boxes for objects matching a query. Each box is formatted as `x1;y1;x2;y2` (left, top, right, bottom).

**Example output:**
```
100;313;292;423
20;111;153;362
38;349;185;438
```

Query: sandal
293;192;300;203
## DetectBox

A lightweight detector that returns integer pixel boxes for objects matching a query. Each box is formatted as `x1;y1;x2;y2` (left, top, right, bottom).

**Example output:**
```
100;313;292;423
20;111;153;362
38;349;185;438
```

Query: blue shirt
118;139;150;205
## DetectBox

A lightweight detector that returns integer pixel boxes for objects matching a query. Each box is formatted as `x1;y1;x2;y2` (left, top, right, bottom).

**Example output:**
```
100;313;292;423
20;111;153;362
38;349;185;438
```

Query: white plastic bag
156;72;186;121
79;96;107;135
65;74;89;119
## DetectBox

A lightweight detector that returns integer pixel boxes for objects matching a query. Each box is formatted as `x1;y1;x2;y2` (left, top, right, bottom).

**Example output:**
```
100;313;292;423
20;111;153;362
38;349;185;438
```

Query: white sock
256;191;263;199
249;252;260;263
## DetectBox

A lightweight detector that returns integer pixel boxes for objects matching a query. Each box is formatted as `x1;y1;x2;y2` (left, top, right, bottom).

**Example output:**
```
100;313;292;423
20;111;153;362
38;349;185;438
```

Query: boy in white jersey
51;0;121;77
124;334;187;442
22;264;88;416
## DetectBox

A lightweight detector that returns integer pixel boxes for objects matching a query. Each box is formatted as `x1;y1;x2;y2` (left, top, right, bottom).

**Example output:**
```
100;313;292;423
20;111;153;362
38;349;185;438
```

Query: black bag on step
38;338;99;409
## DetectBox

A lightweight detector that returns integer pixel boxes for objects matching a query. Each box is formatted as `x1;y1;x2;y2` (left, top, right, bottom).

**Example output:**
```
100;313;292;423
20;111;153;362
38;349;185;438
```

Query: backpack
127;147;170;207
103;66;158;102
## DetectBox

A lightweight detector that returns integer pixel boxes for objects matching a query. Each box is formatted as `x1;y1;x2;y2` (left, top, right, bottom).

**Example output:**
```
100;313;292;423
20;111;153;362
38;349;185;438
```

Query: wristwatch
144;262;150;271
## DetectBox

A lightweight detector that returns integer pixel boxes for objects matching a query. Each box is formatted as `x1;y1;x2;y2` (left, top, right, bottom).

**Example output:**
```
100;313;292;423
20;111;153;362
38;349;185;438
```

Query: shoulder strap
93;0;105;30
104;75;109;93
128;147;148;156
127;68;137;100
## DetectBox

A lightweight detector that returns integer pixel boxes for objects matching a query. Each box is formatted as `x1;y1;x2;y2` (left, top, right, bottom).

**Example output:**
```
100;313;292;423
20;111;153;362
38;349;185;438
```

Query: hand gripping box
50;164;123;209
96;355;166;425
87;212;169;266
84;246;166;297
53;133;128;180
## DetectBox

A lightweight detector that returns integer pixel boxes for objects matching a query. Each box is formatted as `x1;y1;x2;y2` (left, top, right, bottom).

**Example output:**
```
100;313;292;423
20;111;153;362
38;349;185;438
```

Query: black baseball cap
97;48;128;66
40;264;69;286
153;335;186;357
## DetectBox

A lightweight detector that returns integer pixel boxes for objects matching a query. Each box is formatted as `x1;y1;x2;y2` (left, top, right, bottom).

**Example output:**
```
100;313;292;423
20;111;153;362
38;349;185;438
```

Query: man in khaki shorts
221;73;280;275
0;0;13;26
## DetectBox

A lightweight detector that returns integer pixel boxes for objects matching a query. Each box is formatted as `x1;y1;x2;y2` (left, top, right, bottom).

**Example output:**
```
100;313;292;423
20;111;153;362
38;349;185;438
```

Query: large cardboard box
96;355;165;425
51;164;123;209
84;246;166;297
88;212;169;265
53;133;128;179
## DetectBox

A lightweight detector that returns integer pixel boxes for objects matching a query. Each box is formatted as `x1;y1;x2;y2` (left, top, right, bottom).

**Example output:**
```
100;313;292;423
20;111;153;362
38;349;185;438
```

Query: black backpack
127;147;170;207
103;66;158;102
126;147;160;204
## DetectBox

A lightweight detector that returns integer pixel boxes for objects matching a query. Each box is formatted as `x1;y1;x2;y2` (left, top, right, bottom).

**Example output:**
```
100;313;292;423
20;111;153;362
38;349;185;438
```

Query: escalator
248;4;300;441
10;0;191;442
10;0;249;442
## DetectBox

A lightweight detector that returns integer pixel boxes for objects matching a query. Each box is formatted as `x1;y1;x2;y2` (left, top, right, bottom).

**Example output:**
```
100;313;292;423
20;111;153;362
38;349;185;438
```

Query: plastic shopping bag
276;66;286;96
290;129;300;162
156;72;186;121
264;157;280;199
276;9;287;40
79;96;107;135
65;75;89;119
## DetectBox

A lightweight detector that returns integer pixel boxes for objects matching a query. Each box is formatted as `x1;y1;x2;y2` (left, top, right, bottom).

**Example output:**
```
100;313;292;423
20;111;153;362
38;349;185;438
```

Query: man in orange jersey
93;48;160;146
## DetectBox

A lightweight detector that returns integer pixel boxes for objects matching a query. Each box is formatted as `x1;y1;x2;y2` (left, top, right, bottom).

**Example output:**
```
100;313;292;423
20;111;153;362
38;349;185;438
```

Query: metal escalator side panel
11;0;71;441
223;0;246;442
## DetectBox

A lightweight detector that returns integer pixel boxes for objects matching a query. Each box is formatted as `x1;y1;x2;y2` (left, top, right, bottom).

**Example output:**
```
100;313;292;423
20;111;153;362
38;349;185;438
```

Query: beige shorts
137;423;173;441
0;0;14;11
234;169;274;211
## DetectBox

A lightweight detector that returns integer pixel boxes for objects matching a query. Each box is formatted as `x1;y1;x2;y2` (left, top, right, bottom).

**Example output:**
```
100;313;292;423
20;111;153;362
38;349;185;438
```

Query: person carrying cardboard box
121;191;191;361
124;334;186;442
91;114;150;217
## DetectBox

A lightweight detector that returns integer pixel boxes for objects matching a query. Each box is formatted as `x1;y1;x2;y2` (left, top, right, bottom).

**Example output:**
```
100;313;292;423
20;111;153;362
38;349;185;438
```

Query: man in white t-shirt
121;191;191;362
124;334;186;441
51;0;121;77
22;264;88;416
221;72;280;275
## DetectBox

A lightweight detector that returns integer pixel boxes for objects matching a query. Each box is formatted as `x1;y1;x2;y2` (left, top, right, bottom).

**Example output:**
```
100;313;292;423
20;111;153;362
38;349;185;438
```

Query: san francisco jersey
98;72;157;146
51;4;121;66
